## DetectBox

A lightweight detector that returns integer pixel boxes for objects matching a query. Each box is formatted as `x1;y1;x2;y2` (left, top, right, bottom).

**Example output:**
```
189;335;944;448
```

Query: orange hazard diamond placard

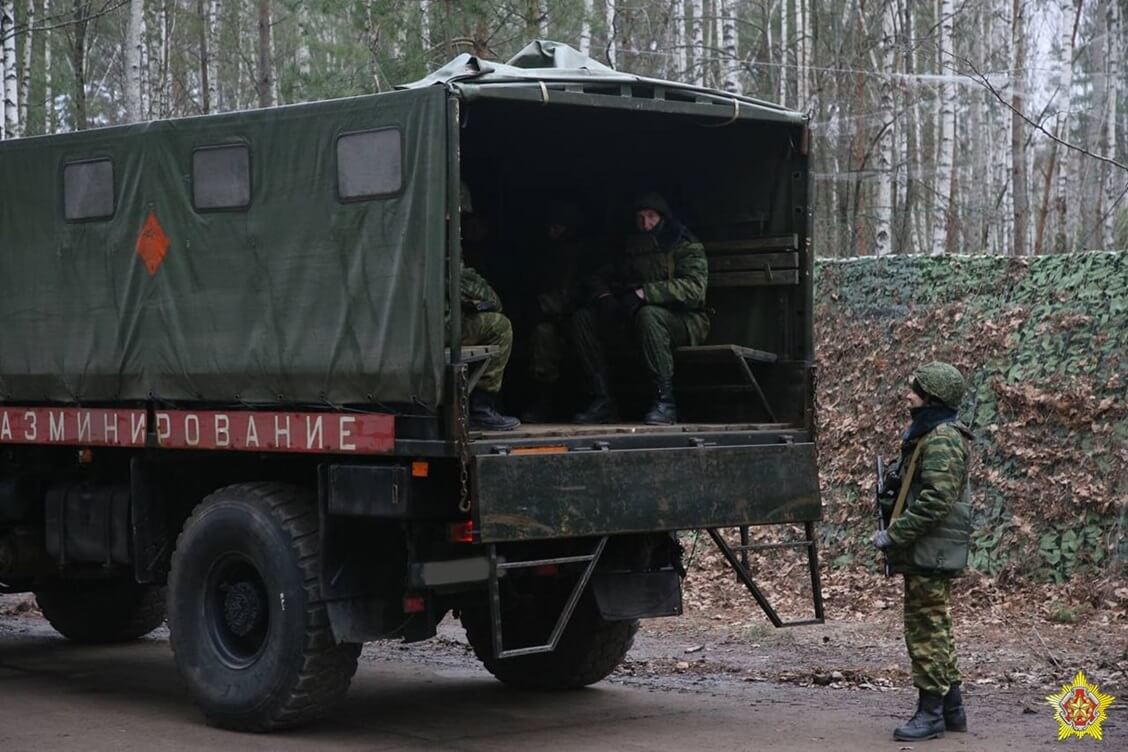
135;211;170;276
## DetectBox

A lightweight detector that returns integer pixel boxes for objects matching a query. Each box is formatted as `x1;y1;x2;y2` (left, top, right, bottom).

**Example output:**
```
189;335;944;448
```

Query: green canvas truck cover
0;87;447;407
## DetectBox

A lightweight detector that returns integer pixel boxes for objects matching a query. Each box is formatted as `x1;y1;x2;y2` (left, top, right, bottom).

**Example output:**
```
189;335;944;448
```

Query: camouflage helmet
912;361;965;409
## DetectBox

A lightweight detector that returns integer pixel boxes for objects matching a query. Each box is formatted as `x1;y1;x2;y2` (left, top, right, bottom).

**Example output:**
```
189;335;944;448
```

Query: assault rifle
874;456;893;577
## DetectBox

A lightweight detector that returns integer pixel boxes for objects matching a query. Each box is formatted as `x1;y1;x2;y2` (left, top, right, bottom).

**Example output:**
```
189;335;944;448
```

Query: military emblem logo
1046;670;1115;741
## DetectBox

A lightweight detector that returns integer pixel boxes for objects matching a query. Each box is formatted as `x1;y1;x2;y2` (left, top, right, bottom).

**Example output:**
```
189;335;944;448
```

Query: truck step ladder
707;521;825;627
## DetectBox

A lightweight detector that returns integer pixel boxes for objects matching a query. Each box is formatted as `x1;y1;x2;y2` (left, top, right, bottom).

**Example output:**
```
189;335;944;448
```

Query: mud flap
591;570;683;620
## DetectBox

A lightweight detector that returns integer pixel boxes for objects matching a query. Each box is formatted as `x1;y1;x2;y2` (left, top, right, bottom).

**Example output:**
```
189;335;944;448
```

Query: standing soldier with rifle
872;362;974;741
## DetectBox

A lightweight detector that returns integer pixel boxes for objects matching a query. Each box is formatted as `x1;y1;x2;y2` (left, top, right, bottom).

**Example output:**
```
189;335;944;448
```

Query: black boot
894;690;946;741
643;379;677;425
574;371;617;424
469;390;520;432
521;383;556;423
943;682;967;732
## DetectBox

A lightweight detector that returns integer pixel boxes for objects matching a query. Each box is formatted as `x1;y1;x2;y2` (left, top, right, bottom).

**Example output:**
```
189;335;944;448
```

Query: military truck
0;42;822;730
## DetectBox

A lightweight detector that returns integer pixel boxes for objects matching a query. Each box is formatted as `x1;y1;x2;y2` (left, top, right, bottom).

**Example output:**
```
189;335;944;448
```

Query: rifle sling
889;441;926;525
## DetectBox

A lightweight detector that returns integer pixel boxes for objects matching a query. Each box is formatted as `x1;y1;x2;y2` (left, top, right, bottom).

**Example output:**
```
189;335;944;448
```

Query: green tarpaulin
0;88;448;407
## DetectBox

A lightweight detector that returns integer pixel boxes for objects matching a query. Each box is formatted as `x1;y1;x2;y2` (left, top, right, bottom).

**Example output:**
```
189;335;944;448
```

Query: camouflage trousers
529;318;569;384
572;304;691;382
462;312;512;393
904;574;960;695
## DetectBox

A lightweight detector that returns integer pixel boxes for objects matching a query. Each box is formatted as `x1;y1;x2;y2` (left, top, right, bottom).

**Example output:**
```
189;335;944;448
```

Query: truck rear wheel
167;482;360;732
35;580;165;644
461;591;638;690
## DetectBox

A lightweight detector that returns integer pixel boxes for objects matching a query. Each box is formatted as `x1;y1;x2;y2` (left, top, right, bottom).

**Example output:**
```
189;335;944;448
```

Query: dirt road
2;601;1121;752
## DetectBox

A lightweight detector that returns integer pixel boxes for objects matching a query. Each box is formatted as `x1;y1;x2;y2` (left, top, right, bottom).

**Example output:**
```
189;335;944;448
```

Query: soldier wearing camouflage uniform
523;201;589;423
459;183;519;432
873;362;974;741
572;193;709;425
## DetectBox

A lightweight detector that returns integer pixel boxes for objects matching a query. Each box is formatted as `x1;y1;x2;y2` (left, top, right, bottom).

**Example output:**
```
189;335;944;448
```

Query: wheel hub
223;581;264;637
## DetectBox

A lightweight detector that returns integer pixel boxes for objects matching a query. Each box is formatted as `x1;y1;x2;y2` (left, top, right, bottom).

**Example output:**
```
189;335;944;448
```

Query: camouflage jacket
460;266;503;313
886;423;973;575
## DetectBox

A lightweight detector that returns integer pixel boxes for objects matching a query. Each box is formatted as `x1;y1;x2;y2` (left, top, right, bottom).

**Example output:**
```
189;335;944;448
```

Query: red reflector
411;461;429;478
449;521;474;543
532;564;559;577
403;595;426;614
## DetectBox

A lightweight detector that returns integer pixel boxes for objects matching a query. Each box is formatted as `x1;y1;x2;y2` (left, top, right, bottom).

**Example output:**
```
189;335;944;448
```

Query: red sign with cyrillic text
0;407;394;455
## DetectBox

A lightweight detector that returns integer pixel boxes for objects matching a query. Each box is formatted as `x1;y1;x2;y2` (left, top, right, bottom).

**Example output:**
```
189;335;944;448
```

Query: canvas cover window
63;159;115;221
336;129;402;200
193;145;251;210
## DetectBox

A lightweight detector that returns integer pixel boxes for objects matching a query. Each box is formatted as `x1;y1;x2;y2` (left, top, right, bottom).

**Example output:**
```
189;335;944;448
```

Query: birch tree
18;0;32;135
2;0;16;137
1054;0;1080;251
126;0;144;121
875;0;896;256
256;0;273;107
719;0;738;91
779;0;787;105
1102;0;1121;247
206;0;220;112
43;0;52;133
1011;0;1028;256
691;0;704;85
673;0;687;79
579;0;592;55
606;0;616;67
796;0;808;109
932;0;955;254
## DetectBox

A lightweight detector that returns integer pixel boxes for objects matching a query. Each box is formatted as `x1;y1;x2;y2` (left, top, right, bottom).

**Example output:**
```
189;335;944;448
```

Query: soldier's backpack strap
890;440;926;523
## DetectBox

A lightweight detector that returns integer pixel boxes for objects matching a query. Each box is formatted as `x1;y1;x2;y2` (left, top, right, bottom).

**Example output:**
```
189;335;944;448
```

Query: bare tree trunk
18;0;33;135
673;0;687;79
69;0;88;130
1011;0;1028;256
256;0;273;107
990;1;1012;255
691;0;704;85
932;0;955;254
796;0;807;109
779;0;787;105
206;0;220;112
2;0;16;137
1103;0;1121;247
720;0;738;92
126;0;144;121
875;0;895;256
580;0;593;55
606;0;616;68
296;0;311;79
1055;0;1080;252
139;0;151;117
43;0;53;132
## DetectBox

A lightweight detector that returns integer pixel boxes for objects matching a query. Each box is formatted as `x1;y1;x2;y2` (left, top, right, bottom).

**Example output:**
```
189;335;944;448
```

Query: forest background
1;0;1127;258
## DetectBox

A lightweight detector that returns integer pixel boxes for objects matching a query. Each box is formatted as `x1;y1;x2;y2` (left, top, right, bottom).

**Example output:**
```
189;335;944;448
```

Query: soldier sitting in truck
572;193;710;426
522;200;591;423
460;184;520;431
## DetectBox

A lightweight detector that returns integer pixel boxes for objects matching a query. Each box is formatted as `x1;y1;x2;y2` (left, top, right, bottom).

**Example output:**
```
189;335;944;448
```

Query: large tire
461;591;638;690
167;482;361;732
35;580;166;644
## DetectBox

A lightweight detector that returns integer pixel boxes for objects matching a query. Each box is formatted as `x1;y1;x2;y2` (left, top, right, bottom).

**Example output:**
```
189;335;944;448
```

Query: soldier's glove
871;530;893;550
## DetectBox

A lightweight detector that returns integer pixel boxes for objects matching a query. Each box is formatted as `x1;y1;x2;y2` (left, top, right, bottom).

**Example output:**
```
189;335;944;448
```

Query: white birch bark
932;0;955;255
606;0;616;68
990;1;1012;255
206;0;220;112
126;0;144;121
673;0;688;80
2;0;16;138
18;0;32;136
1011;0;1028;256
139;2;151;117
712;0;723;87
1054;0;1076;251
43;0;52;133
720;0;738;92
420;0;430;59
691;0;704;86
1104;0;1121;248
579;0;593;56
875;0;896;256
766;0;774;99
269;3;278;104
779;0;788;105
296;0;311;78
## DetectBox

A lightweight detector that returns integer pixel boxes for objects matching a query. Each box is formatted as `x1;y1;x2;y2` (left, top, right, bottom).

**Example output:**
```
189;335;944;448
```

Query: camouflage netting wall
815;253;1128;585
